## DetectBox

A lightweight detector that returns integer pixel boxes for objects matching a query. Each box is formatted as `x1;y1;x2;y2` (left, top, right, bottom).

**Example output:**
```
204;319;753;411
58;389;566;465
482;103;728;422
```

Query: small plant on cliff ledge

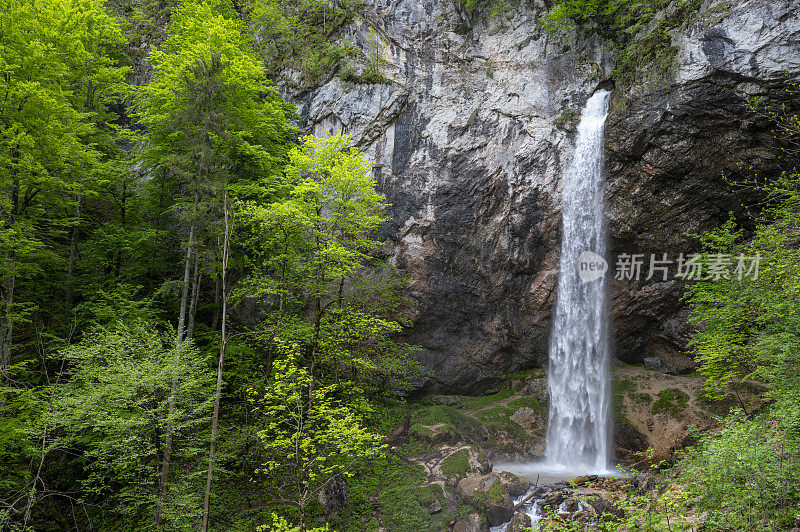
456;0;511;21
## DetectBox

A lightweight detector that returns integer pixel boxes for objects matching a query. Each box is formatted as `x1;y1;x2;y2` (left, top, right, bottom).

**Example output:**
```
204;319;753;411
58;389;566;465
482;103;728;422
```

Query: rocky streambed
450;471;659;532
363;365;738;531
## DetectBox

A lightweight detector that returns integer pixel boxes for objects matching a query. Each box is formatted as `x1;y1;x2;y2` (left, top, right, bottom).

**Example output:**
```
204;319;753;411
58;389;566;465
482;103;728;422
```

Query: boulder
561;498;579;513
644;357;664;371
456;474;514;526
452;513;488;532
318;474;348;516
508;510;533;532
497;471;532;497
440;446;493;484
588;495;624;520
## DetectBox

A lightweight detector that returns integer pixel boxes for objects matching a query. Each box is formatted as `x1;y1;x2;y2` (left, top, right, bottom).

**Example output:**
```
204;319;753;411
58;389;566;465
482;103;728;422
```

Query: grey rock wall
283;0;800;391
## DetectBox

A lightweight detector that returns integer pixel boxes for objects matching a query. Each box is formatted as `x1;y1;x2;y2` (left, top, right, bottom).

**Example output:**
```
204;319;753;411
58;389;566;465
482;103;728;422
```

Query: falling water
545;89;612;474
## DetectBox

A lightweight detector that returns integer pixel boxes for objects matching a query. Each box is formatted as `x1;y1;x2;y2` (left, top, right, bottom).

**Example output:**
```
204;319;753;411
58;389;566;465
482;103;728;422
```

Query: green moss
456;0;510;21
410;404;483;438
553;107;579;126
507;395;546;417
473;406;531;442
331;453;456;532
441;449;471;478
539;0;704;88
409;424;435;438
506;368;545;380
651;388;690;417
416;483;445;509
633;392;653;404
612;378;634;420
485;479;504;503
461;389;515;410
615;378;636;394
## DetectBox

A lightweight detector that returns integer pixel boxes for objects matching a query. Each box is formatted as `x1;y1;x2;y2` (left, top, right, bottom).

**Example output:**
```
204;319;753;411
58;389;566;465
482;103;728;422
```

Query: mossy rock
415;483;446;513
456;475;513;527
441;449;471;478
440;447;492;482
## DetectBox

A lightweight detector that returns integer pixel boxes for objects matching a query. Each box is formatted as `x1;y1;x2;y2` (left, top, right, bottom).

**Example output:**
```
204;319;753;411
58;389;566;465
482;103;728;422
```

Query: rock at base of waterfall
452;513;488;532
456;474;514;526
439;446;493;485
509;407;540;431
614;417;648;458
497;471;531;497
508;511;532;532
588;495;624;520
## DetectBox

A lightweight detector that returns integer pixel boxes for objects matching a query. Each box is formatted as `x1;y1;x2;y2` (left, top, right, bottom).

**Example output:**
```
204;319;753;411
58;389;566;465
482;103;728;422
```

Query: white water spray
545;89;612;474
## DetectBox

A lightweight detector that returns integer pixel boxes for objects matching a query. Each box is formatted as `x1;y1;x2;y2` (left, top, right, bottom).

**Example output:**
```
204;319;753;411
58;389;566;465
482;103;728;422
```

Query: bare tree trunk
202;190;230;532
210;275;221;331
0;262;15;378
187;251;202;340
156;191;198;527
65;196;82;308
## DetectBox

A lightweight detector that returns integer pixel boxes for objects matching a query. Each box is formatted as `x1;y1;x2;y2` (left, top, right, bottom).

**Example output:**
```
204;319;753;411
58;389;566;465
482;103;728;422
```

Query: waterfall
545;89;612;473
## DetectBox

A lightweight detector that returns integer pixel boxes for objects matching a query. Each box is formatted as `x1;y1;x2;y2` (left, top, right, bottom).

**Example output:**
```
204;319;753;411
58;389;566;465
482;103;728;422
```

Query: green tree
239;133;423;399
7;319;213;529
135;1;296;520
678;91;800;531
0;0;129;374
245;0;360;86
253;341;384;530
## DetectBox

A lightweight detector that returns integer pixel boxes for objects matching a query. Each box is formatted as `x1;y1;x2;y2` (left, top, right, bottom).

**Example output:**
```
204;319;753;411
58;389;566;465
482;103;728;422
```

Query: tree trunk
211;276;221;331
187;250;202;340
156;191;199;526
65;196;82;308
202;190;230;532
0;262;15;377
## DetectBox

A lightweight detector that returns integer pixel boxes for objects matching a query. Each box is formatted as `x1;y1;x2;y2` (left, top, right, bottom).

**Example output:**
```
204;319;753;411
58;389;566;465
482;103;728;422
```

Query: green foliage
240;133;424;399
0;0;422;530
254;340;385;528
667;87;800;532
651;388;689;417
674;410;800;530
30;321;212;528
339;27;390;84
246;0;361;87
460;388;514;409
137;0;296;187
456;0;511;21
440;449;471;478
0;0;130;364
506;395;546;416
685;174;800;398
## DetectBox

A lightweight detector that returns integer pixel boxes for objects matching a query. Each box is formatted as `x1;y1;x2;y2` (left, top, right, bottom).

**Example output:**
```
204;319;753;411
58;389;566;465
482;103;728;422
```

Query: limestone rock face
284;0;800;391
606;0;800;366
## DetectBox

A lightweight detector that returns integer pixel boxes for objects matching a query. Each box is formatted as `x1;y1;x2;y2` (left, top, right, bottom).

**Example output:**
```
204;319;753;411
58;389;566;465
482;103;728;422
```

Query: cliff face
284;0;800;392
